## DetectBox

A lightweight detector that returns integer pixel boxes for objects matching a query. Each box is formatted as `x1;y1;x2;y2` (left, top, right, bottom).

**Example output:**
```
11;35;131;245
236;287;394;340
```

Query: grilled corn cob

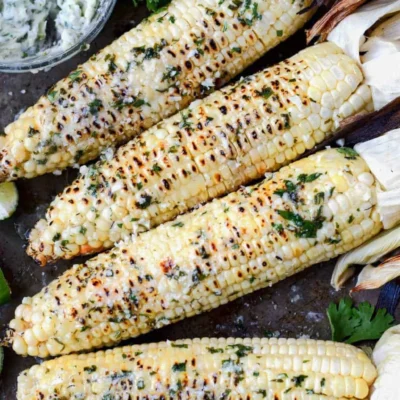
8;148;382;357
0;0;316;183
17;337;377;400
27;42;373;265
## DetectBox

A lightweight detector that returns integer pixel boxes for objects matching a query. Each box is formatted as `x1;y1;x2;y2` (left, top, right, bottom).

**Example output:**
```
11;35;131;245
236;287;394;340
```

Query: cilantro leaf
327;298;360;342
347;302;394;344
327;298;394;344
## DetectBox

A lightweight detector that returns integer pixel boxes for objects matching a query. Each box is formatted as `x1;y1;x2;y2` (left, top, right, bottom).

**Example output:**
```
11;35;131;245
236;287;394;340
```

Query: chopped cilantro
47;90;57;102
68;70;82;82
88;99;102;115
314;192;325;205
277;209;324;238
83;365;97;374
297;173;322;183
256;87;274;99
172;362;186;372
337;147;358;160
207;347;224;354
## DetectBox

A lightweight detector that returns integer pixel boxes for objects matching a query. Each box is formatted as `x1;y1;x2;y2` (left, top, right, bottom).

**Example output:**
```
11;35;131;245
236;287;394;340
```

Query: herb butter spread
0;0;98;60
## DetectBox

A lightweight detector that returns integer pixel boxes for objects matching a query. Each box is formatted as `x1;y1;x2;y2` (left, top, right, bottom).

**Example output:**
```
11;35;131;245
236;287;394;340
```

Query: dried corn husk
351;256;400;292
331;225;400;290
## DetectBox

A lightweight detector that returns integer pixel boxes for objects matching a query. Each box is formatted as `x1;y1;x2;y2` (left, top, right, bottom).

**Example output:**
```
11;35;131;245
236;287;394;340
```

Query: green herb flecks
277;209;324;239
337;147;359;160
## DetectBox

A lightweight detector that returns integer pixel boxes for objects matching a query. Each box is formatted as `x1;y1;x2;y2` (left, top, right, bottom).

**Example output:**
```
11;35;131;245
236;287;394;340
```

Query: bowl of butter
0;0;117;72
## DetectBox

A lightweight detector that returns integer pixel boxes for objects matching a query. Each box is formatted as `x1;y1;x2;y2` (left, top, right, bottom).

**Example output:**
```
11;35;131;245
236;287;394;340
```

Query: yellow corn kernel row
7;148;382;358
27;42;372;266
0;0;316;182
17;337;377;400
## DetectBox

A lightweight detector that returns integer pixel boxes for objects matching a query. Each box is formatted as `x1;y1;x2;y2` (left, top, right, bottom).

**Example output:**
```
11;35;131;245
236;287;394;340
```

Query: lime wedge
0;269;10;305
0;182;18;220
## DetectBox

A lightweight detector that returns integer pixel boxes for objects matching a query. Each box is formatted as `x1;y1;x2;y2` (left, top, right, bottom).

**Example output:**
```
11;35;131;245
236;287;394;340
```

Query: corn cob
27;42;373;265
8;148;382;358
0;0;316;183
17;337;377;400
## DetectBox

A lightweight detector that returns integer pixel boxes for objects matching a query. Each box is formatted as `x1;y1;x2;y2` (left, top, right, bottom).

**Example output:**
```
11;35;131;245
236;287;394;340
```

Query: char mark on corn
8;148;382;358
16;337;377;400
27;42;372;265
0;0;316;182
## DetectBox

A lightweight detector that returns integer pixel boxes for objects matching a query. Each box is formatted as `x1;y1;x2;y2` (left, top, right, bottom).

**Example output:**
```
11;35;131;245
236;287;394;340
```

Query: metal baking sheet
1;2;399;398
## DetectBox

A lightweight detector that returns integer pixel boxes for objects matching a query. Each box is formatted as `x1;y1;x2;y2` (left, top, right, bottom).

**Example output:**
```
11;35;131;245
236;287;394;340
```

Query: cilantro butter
0;0;99;60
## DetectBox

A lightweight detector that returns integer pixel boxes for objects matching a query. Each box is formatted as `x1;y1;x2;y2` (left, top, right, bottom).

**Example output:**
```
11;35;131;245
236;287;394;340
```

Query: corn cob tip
27;230;104;266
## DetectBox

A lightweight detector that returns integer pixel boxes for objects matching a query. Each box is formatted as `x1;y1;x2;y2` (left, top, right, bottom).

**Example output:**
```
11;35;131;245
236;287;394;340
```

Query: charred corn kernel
27;42;372;265
8;149;383;357
17;337;376;400
0;0;316;183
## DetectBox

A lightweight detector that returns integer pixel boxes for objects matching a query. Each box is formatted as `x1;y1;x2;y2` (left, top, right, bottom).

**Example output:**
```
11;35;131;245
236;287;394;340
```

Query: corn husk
371;325;400;400
328;0;400;110
355;128;400;229
351;255;400;292
331;225;400;290
306;0;368;44
331;130;400;290
361;13;400;63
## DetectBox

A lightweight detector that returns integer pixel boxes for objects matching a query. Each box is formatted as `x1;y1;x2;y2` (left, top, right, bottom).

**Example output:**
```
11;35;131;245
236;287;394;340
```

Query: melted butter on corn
27;42;373;265
17;338;377;400
8;149;382;358
0;0;316;182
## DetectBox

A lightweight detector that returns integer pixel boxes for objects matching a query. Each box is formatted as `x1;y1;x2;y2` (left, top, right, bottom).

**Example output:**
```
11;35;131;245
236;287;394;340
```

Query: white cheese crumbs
102;147;114;162
336;138;345;146
79;165;88;175
201;78;215;89
111;181;123;193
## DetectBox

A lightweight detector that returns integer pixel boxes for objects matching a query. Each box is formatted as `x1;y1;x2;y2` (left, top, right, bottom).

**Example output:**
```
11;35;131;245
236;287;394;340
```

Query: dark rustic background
0;2;398;398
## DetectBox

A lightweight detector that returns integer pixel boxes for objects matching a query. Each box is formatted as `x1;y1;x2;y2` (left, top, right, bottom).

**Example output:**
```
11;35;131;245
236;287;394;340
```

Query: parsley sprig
327;298;394;344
